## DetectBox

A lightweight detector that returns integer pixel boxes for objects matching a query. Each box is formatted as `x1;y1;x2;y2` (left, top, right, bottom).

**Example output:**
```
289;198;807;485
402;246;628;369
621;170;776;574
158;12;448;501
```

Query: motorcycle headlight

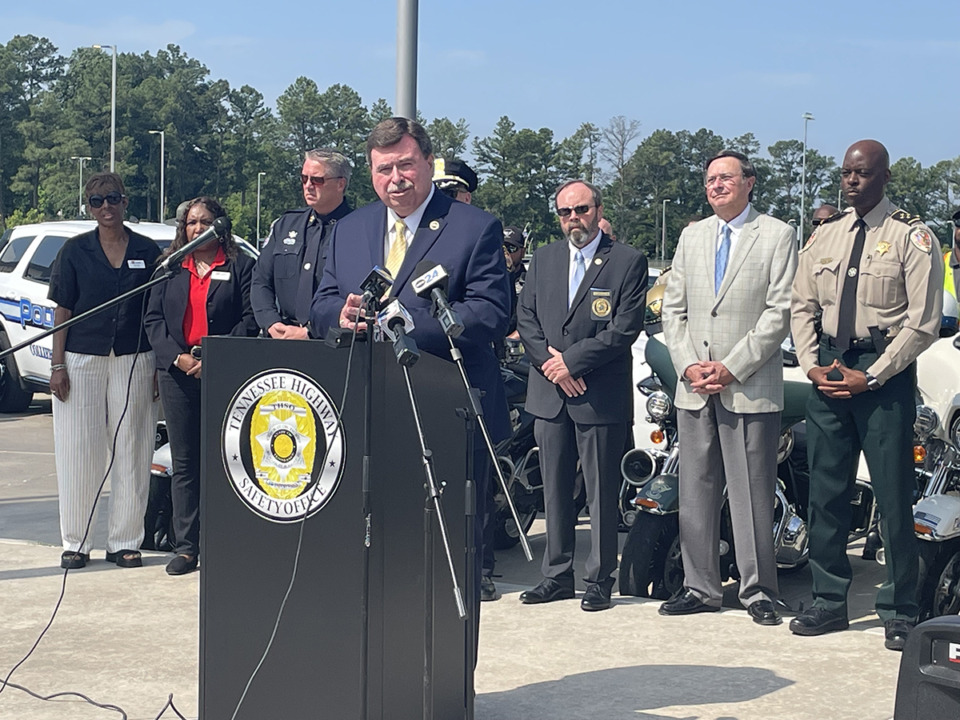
646;391;672;421
914;405;939;441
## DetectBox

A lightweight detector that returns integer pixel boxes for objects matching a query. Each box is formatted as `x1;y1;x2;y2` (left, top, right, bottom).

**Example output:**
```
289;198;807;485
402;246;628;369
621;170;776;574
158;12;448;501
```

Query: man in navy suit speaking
311;117;511;608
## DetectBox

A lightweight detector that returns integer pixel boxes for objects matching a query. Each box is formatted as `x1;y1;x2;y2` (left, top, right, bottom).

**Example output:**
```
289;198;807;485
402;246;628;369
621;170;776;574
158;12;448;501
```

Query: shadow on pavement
477;664;793;720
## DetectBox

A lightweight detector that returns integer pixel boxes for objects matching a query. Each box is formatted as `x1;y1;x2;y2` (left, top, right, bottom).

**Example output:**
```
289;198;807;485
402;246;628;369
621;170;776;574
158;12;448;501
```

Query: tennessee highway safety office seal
222;370;345;522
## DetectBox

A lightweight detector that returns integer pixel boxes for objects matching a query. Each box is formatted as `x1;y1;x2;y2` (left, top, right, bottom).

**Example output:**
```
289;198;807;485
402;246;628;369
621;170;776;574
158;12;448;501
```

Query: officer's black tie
835;218;867;350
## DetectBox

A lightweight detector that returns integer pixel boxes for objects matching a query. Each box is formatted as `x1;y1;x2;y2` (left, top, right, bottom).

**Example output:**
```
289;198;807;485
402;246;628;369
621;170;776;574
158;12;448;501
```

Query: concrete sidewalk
0;400;904;719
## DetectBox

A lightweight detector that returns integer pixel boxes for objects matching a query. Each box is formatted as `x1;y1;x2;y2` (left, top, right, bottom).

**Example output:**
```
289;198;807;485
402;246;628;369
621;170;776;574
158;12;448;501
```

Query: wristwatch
865;373;880;391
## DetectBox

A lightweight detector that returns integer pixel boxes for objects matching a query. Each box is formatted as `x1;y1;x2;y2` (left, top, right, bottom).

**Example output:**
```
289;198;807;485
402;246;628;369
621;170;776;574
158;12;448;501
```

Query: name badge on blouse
127;259;145;269
210;271;231;281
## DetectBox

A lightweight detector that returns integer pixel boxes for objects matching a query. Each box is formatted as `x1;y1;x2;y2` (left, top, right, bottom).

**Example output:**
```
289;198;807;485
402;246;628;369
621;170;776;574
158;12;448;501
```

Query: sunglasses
556;204;594;218
953;219;960;229
301;174;342;187
89;192;125;208
504;243;521;253
811;218;825;227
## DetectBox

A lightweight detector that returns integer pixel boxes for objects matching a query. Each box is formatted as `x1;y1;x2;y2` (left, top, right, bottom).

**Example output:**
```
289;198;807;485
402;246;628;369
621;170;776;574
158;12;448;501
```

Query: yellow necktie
386;219;407;277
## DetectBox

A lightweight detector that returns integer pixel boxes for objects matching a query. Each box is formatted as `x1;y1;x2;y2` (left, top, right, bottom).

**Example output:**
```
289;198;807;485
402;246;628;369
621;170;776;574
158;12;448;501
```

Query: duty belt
821;335;875;352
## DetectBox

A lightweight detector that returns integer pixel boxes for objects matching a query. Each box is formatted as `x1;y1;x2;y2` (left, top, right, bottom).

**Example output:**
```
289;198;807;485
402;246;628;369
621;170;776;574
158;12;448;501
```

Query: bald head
813;204;839;223
841;140;891;215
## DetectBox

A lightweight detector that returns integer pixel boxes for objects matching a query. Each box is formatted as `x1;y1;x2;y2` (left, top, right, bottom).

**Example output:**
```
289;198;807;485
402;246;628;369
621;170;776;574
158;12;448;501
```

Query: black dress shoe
747;599;781;626
658;589;721;616
520;578;575;605
581;582;612;612
789;606;849;636
166;554;198;576
883;619;914;651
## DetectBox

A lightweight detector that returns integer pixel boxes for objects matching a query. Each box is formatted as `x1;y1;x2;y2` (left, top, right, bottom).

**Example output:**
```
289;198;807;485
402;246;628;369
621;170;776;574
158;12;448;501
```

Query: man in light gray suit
659;150;797;625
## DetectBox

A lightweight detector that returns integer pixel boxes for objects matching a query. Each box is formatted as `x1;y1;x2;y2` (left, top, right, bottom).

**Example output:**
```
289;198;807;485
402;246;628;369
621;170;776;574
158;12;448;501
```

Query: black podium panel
200;337;469;719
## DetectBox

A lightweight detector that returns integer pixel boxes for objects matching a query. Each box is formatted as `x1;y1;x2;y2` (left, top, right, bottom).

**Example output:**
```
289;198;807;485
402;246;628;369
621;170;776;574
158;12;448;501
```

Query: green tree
427;116;470;159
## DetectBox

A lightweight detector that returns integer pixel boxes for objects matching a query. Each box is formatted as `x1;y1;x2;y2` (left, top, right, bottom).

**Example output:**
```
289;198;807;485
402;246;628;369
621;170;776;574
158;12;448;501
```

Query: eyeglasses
556;205;594;218
300;175;343;187
89;192;125;208
704;173;743;188
504;243;521;253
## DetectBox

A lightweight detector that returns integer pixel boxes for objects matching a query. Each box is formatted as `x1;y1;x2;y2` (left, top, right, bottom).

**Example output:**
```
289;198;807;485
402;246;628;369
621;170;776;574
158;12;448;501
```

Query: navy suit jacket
145;252;259;371
517;233;648;424
311;191;512;441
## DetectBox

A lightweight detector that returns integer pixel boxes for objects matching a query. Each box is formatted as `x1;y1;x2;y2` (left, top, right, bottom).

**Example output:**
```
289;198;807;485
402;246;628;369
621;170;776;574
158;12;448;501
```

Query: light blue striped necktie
569;250;585;308
715;223;731;294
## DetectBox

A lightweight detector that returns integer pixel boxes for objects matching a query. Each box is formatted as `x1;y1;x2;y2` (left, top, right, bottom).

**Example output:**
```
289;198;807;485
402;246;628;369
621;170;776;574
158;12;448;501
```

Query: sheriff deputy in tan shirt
789;139;942;652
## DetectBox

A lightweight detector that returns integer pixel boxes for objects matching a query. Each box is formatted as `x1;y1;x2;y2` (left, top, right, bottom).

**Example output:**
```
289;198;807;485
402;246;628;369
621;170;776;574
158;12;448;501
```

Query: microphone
359;266;394;314
377;299;415;342
411;261;464;338
161;216;232;271
377;299;419;367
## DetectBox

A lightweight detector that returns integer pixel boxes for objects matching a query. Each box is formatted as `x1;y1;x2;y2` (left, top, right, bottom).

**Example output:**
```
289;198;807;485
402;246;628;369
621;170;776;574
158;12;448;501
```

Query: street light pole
93;44;117;172
256;171;266;245
70;156;92;218
149;130;165;221
661;198;671;265
800;112;815;246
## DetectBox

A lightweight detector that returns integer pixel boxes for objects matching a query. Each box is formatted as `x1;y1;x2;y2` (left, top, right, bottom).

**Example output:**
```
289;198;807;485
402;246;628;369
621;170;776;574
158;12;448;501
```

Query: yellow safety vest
946;251;957;299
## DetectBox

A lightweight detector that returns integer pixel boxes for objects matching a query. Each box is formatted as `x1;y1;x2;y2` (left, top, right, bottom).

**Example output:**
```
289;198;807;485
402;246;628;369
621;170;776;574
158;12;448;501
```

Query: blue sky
3;1;959;168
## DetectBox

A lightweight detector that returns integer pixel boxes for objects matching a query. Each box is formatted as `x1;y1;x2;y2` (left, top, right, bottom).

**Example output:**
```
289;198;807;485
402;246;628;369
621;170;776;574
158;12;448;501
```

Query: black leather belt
821;335;875;352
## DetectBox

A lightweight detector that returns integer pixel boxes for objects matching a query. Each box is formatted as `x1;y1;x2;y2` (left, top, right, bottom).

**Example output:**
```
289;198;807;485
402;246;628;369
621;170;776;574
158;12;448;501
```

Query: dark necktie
835;218;867;350
295;215;326;324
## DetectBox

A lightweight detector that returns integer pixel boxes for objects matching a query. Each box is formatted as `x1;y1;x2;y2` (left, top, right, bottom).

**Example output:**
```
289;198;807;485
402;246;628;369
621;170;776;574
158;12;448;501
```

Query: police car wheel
0;331;34;413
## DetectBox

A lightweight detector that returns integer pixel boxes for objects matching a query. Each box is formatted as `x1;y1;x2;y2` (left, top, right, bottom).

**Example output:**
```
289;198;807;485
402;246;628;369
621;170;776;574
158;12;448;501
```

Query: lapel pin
429;220;440;231
594;258;602;266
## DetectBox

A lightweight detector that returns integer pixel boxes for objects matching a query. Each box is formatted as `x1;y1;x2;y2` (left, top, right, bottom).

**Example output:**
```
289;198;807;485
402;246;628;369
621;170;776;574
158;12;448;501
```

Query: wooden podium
199;336;471;719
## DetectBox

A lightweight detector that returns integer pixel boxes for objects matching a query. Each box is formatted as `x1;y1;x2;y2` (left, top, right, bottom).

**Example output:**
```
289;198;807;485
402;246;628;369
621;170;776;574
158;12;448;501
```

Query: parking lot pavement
0;403;903;720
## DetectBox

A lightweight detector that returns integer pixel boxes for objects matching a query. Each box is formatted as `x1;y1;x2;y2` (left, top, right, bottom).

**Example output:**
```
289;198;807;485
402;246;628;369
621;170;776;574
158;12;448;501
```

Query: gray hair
305;148;353;188
554;179;603;208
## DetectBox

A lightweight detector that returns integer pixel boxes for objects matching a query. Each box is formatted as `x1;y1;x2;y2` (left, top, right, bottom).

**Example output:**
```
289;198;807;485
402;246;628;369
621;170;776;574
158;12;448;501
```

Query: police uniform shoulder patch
890;209;924;226
800;232;819;253
909;226;933;253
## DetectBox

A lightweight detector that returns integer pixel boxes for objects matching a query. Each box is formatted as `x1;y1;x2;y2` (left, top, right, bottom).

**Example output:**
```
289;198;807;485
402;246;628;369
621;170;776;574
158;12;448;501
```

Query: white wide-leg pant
53;350;158;555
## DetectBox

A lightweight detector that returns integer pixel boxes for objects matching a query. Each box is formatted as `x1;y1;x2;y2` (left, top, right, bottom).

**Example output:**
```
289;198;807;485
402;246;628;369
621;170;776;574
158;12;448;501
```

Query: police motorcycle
913;293;960;619
618;332;817;598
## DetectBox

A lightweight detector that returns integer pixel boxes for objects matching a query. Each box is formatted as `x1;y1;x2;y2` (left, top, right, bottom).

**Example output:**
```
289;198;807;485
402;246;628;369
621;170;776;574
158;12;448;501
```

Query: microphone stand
443;335;534;563
0;267;175;362
382;323;467;720
455;405;477;720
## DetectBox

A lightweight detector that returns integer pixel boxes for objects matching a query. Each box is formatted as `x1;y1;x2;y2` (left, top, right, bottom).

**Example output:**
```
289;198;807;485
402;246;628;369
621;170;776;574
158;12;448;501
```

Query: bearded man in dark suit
517;179;648;611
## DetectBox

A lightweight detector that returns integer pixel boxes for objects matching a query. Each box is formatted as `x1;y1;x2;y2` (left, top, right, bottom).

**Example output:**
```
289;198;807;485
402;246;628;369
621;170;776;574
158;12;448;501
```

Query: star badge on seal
910;227;933;253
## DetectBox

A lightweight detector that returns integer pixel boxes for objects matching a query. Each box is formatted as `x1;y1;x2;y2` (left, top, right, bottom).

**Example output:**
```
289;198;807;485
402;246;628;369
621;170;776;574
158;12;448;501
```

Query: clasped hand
684;361;734;395
807;360;868;398
542;346;586;397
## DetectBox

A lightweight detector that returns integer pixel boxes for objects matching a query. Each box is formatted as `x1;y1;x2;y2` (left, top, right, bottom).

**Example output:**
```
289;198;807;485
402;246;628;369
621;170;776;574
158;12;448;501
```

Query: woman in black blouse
48;172;162;570
145;197;258;575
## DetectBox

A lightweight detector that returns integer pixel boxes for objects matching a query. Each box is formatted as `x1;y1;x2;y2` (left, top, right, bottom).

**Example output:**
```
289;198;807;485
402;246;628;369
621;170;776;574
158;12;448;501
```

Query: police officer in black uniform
790;139;943;651
251;148;352;339
433;157;478;204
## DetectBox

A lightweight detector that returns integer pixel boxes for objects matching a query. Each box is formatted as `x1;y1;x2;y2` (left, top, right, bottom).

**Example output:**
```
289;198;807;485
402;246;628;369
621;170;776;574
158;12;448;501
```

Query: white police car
0;220;176;412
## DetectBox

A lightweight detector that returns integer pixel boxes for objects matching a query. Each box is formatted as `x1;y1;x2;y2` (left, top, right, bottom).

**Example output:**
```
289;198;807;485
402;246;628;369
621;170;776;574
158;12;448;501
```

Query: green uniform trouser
805;342;918;622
